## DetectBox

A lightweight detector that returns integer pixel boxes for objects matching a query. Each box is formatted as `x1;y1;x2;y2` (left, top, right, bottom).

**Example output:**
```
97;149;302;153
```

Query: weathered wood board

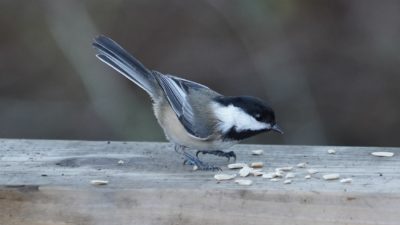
0;139;399;225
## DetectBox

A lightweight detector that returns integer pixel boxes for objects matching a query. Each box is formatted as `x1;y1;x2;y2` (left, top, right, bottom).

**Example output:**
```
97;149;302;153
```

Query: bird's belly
154;101;237;150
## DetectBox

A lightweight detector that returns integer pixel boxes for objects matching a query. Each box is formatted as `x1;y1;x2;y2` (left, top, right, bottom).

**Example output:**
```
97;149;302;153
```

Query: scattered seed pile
214;149;395;186
88;149;395;187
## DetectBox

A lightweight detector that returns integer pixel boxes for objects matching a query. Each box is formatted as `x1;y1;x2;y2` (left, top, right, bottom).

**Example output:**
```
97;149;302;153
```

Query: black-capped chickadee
93;35;283;170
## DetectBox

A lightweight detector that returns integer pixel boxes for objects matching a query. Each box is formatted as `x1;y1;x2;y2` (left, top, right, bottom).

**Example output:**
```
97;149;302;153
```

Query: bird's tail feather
92;35;158;97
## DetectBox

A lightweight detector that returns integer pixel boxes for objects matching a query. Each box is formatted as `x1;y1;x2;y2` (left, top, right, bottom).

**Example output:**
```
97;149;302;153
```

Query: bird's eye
254;113;261;119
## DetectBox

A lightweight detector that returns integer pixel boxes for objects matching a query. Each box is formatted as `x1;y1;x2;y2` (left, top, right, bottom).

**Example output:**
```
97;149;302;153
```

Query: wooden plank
0;139;399;225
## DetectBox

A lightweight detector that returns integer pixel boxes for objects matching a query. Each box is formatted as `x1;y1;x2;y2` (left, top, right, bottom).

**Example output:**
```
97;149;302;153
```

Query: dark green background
1;0;399;146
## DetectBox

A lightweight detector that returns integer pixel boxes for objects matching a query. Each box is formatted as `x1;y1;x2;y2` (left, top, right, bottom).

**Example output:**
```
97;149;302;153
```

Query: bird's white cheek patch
212;103;271;133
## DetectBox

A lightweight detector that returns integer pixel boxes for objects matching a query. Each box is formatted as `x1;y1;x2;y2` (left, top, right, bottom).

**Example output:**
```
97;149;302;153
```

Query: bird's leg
174;144;186;155
174;145;221;171
182;151;221;171
196;150;236;162
174;145;191;164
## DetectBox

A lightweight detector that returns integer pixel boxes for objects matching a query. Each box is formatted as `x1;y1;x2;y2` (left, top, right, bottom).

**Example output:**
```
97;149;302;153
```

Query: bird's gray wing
153;71;217;139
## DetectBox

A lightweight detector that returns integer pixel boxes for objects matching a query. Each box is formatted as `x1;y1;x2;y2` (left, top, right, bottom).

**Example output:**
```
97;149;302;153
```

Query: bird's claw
196;150;236;162
183;152;221;171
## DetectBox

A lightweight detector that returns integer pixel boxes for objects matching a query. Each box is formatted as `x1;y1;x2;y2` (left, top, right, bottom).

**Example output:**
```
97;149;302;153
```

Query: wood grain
0;139;399;225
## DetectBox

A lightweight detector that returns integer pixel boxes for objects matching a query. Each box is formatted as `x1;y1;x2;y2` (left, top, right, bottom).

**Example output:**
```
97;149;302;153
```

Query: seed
297;163;307;168
90;180;108;185
323;174;340;180
228;163;248;169
214;173;236;181
251;150;264;155
275;170;284;177
327;149;336;154
304;175;311;179
250;162;264;168
117;160;124;165
239;166;252;177
251;170;264;176
235;179;253;186
307;169;318;174
371;152;394;157
285;172;295;179
340;178;353;183
277;166;293;171
262;172;276;179
270;178;280;182
284;179;292;184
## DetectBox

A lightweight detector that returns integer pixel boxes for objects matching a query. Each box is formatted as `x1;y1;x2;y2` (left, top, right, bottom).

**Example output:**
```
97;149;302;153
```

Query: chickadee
92;35;283;170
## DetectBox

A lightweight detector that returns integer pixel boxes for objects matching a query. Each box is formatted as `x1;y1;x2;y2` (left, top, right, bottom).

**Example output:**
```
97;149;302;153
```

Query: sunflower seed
284;179;292;184
327;149;336;154
214;173;236;181
250;162;264;168
285;172;296;179
235;179;253;186
262;172;277;179
307;169;318;174
90;180;108;185
323;173;340;180
251;169;264;176
340;178;353;183
277;166;293;171
239;166;252;177
275;170;284;177
228;163;248;169
371;152;394;157
251;150;264;155
296;163;307;168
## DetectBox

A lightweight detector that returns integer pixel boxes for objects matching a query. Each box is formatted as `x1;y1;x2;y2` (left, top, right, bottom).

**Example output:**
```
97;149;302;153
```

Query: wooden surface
0;139;399;225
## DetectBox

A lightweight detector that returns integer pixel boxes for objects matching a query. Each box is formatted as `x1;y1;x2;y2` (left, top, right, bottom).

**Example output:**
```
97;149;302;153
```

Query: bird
92;35;283;170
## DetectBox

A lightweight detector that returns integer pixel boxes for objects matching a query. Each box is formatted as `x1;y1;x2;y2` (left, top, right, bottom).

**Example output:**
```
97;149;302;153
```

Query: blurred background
0;0;399;147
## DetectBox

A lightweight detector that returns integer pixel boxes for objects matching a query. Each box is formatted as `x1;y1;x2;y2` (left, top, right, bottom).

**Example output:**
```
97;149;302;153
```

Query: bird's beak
271;124;284;134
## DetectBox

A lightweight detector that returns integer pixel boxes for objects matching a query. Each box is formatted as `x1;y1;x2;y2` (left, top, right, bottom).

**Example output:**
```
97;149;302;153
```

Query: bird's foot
196;150;236;162
183;152;221;171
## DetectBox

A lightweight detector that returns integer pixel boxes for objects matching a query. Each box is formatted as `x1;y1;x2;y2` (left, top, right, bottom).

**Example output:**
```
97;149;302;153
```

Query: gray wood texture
0;139;399;225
